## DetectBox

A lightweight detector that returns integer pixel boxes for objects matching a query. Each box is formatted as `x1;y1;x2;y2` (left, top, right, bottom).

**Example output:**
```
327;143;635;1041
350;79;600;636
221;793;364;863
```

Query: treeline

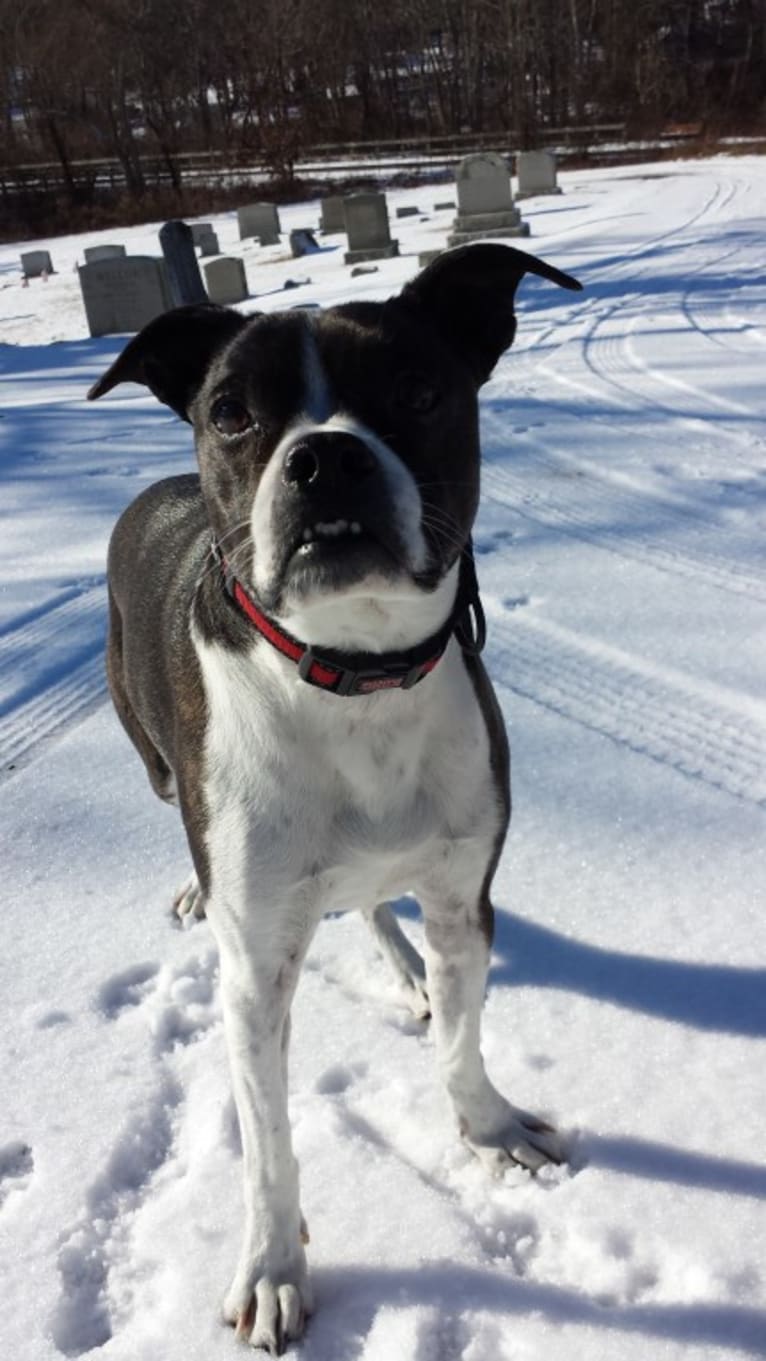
2;0;764;201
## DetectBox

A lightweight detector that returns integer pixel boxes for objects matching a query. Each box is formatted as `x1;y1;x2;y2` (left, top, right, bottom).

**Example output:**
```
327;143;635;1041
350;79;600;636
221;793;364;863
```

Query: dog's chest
196;637;495;916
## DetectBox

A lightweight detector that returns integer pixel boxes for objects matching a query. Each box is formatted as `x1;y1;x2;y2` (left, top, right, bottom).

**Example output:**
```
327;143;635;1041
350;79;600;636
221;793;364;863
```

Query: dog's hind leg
362;903;430;1020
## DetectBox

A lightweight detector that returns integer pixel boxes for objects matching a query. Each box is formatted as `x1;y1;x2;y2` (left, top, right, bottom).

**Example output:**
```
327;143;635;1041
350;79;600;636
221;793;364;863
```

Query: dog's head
90;244;580;642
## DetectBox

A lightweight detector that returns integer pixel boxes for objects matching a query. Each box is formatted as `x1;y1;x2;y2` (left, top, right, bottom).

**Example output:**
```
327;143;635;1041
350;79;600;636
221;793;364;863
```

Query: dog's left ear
398;243;582;385
87;303;249;421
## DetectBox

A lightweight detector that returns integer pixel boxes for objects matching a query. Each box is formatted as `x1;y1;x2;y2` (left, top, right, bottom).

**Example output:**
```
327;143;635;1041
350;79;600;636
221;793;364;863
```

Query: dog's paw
462;1105;565;1176
172;872;207;926
224;1248;311;1355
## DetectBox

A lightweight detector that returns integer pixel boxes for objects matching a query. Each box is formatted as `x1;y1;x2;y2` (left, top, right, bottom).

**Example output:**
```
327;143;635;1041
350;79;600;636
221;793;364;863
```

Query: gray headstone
289;228;320;258
191;224;220;255
238;203;281;245
343;193;399;265
78;257;172;337
159;220;207;306
83;244;127;264
456;153;513;215
202;256;249;305
21;250;53;277
433;200;456;211
319;196;345;234
396;206;420;218
516;150;562;199
448;152;528;245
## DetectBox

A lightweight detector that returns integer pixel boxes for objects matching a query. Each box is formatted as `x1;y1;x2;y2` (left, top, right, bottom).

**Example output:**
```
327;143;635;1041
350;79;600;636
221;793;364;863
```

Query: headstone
343;193;399;265
21;250;54;277
289;228;320;258
202;256;249;305
396;206;420;218
515;150;562;199
83;244;127;264
78;256;172;337
198;230;220;257
433;200;456;210
238;203;281;245
319;195;345;234
159;220;208;306
191;224;220;255
448;153;528;246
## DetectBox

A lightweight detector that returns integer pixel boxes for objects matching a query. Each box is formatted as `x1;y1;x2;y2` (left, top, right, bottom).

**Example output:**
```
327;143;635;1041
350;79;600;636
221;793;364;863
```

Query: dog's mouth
290;517;381;562
278;514;406;600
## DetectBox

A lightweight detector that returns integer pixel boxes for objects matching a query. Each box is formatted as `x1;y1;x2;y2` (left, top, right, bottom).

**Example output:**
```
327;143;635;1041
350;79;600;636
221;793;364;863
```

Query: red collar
212;543;485;697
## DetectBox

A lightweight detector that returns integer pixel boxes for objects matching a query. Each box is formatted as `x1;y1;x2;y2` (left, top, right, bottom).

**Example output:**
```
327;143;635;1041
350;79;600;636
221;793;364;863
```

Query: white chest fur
195;632;501;933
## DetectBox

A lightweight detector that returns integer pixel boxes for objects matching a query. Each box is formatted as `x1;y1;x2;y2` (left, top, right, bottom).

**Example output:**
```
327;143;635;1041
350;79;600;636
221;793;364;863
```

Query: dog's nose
282;433;377;490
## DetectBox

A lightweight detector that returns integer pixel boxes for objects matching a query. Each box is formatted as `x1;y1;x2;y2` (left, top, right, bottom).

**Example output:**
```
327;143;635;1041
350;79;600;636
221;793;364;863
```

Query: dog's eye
211;397;252;436
394;372;439;414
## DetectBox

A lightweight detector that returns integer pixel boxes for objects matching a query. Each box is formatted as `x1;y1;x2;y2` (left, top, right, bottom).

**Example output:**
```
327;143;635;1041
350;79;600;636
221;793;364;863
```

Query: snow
1;156;765;1360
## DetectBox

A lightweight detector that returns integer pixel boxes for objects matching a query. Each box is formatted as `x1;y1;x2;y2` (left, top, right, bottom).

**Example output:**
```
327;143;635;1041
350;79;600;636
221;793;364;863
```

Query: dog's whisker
217;519;253;546
420;521;474;564
197;532;254;587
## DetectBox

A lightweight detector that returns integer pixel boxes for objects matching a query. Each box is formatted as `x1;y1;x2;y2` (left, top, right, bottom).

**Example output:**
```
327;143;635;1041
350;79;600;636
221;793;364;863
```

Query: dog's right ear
87;304;249;421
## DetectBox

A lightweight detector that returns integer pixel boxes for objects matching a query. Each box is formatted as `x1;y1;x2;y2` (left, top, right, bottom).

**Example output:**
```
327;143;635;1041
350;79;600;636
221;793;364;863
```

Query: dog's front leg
214;933;312;1354
421;890;565;1175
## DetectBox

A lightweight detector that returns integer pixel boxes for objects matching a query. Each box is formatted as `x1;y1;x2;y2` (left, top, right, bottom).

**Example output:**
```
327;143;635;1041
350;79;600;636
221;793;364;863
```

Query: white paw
462;1105;565;1175
224;1247;311;1355
172;872;206;926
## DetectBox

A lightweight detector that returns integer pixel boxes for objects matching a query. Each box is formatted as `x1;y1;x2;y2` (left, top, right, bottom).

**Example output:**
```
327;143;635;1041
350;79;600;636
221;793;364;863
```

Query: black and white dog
89;243;581;1354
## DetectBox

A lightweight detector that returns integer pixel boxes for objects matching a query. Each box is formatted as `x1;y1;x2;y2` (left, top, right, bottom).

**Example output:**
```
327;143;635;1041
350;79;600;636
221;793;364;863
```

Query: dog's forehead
204;301;432;392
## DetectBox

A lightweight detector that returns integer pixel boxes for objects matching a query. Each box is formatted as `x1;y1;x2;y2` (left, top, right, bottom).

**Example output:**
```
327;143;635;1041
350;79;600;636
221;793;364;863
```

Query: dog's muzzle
270;430;410;596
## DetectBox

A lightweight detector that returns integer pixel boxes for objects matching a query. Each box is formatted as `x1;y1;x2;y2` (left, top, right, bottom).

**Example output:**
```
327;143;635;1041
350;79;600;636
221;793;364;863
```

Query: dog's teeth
314;519;349;538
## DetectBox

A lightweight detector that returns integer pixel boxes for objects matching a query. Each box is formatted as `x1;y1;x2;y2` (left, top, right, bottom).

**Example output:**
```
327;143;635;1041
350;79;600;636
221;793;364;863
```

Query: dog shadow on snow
391;896;766;1205
487;909;766;1040
299;1263;766;1360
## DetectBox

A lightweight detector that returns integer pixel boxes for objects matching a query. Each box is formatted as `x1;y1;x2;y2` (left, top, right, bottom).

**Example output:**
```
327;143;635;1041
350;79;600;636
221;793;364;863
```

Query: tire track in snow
0;582;108;776
581;296;762;426
481;452;766;603
511;168;761;432
487;606;766;806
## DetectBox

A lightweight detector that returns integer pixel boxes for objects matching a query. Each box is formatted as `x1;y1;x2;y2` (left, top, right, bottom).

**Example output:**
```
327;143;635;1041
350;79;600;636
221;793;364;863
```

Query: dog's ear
87;304;249;421
398;243;582;385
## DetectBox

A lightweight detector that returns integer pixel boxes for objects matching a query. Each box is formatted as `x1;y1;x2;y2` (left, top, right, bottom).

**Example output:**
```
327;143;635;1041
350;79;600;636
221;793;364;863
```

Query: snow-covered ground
1;157;765;1361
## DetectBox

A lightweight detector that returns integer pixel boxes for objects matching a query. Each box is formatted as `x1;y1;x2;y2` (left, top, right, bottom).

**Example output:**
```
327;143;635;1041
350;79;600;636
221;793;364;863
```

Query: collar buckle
298;648;428;696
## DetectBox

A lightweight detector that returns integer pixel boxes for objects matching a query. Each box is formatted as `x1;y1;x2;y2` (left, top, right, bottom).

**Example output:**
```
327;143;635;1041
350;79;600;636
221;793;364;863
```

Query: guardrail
0;125;629;199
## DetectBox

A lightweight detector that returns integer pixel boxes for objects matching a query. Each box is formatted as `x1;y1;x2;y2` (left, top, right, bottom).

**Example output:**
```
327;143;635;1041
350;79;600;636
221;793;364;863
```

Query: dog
89;242;582;1354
